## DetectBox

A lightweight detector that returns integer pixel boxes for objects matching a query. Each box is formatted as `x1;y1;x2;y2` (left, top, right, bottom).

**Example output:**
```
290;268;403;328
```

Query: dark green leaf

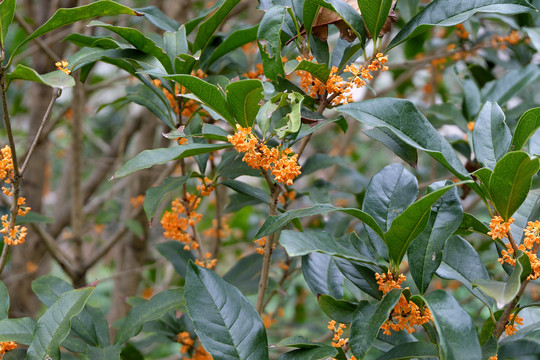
144;175;190;221
193;0;241;52
258;6;287;81
284;60;331;82
387;0;535;50
278;346;337;360
317;295;357;324
473;102;511;169
6;0;139;65
302;253;345;298
6;64;74;89
226;79;264;127
303;1;320;41
156;241;195;278
488;151;540;220
510;189;540;244
0;281;8;320
185;262;269;360
362;127;418;168
482;64;540;106
113;143;231;179
374;341;439;360
408;182;462;293
114;289;184;344
27;287;95;360
134;6;180;32
86;345;122;360
220;179;271;205
275;336;323;349
511;107;540;151
456;213;490;236
0;0;16;45
349;289;403;359
333;258;382;299
223;253;263;296
424;290;482;360
0;318;36;345
207;26;259;67
358;0;393;38
164;74;235;126
474;259;523;307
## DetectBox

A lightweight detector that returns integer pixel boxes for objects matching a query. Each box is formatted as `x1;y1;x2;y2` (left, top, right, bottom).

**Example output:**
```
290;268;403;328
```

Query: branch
30;223;77;279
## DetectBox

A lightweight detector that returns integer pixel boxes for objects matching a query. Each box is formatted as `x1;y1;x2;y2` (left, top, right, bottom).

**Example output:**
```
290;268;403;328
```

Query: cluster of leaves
3;0;540;359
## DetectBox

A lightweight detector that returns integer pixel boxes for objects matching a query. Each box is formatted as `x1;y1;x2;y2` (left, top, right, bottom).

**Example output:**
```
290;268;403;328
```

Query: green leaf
185;262;269;360
278;346;338;360
86;345;122;360
374;341;439;360
302;253;345;299
6;0;139;65
134;6;180;32
223;253;264;296
163;26;188;64
220;179;271;205
156;241;195;278
387;0;535;50
275;336;323;349
488;151;540;220
0;318;36;345
456;212;490;236
207;25;258;67
482;64;540;106
144;175;190;221
349;289;403;359
474;259;523;307
524;27;540;53
384;182;462;266
0;0;15;46
114;289;184;344
163;74;235;127
436;236;493;307
193;0;241;52
0;281;8;320
424;290;482;360
226;79;264;128
255;204;384;240
333;258;382;299
317;295;357;324
284;60;331;82
362;127;418;168
510;189;540;244
338;99;471;180
6;64;74;89
473;102;511;169
303;1;320;41
358;0;394;38
27;287;95;360
258;6;287;81
511;107;540;151
113;143;231;179
408;182;462;294
281;230;377;266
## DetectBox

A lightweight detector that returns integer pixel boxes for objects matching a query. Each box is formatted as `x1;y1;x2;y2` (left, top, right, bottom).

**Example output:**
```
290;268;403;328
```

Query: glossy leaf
482;64;540;105
86;345;122;360
358;0;393;38
474;259;523;307
114;289;184;344
0;318;36;345
333;258;382;299
134;6;180;32
284;59;331;82
185;262;269;360
338;99;470;180
436;236;493;307
226;79;264;128
424;290;482;360
113;143;231;179
278;346;338;360
6;64;74;89
408;182;462;294
0;281;8;321
223;253;263;296
511;107;540;151
374;341;439;360
302;252;344;299
456;212;490;236
144;175;190;221
387;0;535;50
317;295;357;324
6;0;139;64
281;230;378;266
164;74;235;126
488;151;540;221
524;27;540;52
303;1;320;40
473;102;511;169
362;127;418;168
385;182;461;266
254;204;384;240
510;189;540;244
156;241;195;278
27;287;95;360
207;25;259;66
193;0;241;52
257;6;287;81
0;0;15;45
349;289;402;359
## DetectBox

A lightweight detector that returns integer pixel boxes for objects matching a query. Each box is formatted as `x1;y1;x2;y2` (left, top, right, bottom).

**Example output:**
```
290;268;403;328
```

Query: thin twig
30;223;77;279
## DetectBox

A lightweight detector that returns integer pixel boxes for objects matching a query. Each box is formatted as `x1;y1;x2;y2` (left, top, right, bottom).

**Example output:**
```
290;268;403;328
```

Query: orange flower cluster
492;30;522;50
499;221;540;280
504;313;523;336
375;271;432;335
194;251;217;269
278;190;296;205
202;218;231;240
243;63;264;79
130;194;145;208
254;237;274;255
490;356;498;360
1;146;30;246
0;341;17;357
328;320;348;347
455;24;470;39
55;60;71;74
297;53;389;106
178;332;213;360
153;70;207;117
227;126;301;185
488;216;515;240
467;121;475;131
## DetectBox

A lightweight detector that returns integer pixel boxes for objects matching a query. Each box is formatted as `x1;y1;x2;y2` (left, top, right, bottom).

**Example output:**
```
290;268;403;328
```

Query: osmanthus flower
487;216;515;240
328;320;348;347
504;313;523;336
375;271;432;335
227;126;301;186
0;341;17;357
55;60;71;74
